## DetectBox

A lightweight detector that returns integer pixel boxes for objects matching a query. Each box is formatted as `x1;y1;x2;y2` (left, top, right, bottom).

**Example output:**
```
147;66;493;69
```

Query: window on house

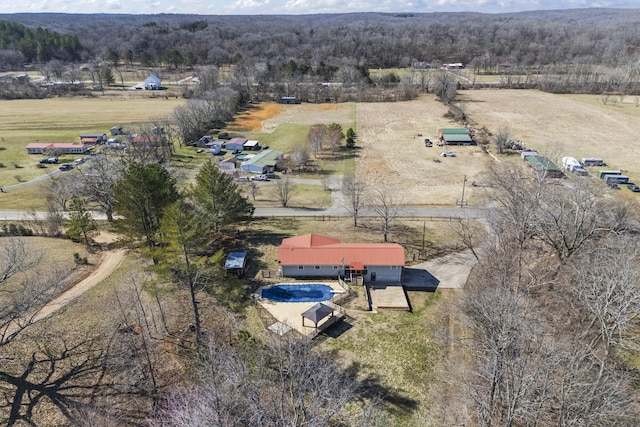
315;266;321;270
298;266;304;270
333;265;339;269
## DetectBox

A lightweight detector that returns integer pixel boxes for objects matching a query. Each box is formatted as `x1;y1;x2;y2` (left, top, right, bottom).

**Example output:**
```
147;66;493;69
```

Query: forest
1;9;640;98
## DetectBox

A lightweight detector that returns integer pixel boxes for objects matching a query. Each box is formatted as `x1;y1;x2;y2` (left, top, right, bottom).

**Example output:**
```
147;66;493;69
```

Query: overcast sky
2;0;638;15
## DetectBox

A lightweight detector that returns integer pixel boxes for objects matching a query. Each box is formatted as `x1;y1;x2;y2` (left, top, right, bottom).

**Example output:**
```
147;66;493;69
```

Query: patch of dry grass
228;103;285;132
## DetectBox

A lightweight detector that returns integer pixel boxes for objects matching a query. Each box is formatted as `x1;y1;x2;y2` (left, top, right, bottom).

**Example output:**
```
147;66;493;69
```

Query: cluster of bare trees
443;164;640;425
148;336;381;426
342;174;404;242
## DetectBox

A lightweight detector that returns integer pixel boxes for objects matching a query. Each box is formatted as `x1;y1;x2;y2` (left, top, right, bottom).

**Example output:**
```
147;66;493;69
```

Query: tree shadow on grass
345;361;420;417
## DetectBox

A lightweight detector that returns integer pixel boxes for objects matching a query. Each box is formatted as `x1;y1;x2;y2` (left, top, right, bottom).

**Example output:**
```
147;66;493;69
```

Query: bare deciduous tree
369;182;403;242
492;127;511;154
149;336;363;427
342;174;367;227
274;176;295;208
307;124;326;157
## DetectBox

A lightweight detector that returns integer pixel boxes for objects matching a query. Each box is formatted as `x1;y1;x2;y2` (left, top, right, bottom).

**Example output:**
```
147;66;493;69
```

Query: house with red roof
277;233;405;282
26;142;88;155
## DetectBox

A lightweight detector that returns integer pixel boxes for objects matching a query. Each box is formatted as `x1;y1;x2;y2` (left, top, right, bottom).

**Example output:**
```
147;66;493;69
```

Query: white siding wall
282;265;340;278
281;265;401;282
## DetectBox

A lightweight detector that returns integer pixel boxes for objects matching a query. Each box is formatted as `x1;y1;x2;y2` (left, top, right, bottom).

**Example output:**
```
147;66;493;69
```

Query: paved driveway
402;249;477;290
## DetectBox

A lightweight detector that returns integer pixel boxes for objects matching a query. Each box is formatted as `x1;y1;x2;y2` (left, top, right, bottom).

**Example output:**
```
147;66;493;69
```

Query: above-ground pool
261;284;334;303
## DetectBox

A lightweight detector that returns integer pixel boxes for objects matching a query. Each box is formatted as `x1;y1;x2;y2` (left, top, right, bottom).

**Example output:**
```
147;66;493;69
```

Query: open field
0;97;184;186
462;89;640;181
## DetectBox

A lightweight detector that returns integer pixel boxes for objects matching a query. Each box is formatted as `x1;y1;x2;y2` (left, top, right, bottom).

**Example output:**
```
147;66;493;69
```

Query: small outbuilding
438;128;474;145
279;96;299;104
224;252;248;277
110;126;123;135
80;133;108;144
524;155;564;178
243;140;260;151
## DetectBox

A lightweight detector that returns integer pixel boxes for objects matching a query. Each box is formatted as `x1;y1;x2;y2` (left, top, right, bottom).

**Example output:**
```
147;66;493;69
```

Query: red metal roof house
26;142;88;155
277;233;404;282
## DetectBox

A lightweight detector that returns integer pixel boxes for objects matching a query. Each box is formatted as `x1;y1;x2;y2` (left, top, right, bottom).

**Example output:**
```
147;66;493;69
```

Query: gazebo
301;303;335;331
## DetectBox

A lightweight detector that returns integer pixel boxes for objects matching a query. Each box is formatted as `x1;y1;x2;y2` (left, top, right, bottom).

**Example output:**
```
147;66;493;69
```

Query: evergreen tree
346;127;357;149
191;160;253;233
113;163;179;250
100;65;115;85
65;195;97;246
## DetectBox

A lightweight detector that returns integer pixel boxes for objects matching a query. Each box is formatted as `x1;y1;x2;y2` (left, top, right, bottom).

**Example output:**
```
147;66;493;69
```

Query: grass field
0;97;184;186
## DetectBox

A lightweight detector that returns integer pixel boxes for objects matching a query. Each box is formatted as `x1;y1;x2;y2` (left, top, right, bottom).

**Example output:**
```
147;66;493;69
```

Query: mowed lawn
0;97;184;186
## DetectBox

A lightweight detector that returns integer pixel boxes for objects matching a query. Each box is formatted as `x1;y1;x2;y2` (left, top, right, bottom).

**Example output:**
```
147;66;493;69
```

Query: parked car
627;183;640;192
440;151;456;157
59;164;74;171
265;172;279;179
250;175;269;181
39;157;58;164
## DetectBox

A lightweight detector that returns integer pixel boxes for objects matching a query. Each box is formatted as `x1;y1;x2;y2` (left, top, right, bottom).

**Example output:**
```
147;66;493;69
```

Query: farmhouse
26;142;88;155
524;155;564;178
437;128;474;145
144;74;161;90
277;233;405;283
225;138;247;152
240;149;283;174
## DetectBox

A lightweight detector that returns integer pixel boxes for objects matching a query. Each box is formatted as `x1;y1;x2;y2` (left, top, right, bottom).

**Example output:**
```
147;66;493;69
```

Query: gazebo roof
302;303;334;324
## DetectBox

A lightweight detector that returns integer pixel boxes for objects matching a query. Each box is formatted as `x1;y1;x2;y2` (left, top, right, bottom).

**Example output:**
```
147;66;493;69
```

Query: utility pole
421;221;426;258
460;175;467;208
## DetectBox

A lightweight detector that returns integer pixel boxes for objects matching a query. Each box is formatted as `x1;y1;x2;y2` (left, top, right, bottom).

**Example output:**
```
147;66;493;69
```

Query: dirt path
31;249;126;323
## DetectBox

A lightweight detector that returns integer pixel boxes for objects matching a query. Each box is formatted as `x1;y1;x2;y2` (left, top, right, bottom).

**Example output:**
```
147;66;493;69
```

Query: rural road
0;206;484;221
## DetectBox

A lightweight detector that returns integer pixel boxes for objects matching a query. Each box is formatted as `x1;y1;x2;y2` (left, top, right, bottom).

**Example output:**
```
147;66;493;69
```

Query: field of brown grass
351;91;640;206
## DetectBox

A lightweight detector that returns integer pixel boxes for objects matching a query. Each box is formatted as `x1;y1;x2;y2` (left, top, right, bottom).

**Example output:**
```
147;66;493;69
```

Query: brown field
315;90;640;206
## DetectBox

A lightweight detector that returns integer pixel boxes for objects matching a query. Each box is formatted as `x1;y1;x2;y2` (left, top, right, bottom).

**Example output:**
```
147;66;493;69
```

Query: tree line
2;9;640;97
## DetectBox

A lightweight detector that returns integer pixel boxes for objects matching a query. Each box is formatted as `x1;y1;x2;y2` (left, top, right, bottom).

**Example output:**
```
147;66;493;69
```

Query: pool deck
257;282;347;337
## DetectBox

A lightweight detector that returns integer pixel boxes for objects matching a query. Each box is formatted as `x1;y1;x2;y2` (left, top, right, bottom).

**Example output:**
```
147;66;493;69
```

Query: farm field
0;96;184;186
354;90;640;206
462;89;640;182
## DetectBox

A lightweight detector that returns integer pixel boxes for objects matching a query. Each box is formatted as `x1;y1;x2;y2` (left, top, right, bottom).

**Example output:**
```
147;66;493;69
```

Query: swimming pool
261;284;334;303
